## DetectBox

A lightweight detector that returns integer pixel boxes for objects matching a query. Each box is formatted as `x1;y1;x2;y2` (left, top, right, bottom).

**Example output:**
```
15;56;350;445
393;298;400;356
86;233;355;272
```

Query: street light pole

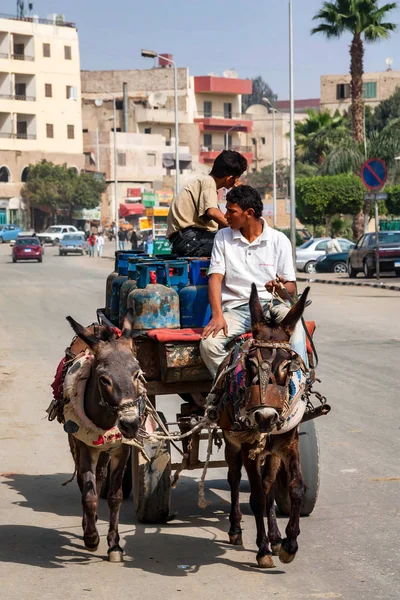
141;50;180;199
262;98;277;229
289;0;297;263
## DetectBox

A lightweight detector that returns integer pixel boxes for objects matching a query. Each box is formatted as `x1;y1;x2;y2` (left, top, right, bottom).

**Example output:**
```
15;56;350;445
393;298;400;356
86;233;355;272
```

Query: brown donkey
65;312;146;562
212;284;310;569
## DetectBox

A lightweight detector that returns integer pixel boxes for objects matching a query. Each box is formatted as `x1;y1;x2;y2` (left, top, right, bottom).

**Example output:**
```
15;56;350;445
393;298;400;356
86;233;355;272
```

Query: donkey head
66;311;145;439
247;284;310;432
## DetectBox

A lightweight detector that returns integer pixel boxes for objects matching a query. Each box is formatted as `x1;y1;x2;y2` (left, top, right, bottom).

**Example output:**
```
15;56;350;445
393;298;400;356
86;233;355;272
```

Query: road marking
340;469;357;473
310;594;342;599
371;477;400;482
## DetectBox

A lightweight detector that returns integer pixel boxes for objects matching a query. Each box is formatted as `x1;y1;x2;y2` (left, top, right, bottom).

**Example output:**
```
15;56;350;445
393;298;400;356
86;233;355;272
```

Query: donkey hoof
257;554;276;569
271;543;282;556
108;546;124;563
229;533;243;546
279;542;297;564
84;534;100;552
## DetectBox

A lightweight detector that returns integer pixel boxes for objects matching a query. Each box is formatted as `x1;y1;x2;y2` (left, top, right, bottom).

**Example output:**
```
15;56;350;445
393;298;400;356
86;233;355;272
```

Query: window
67;124;75;139
111;127;121;132
251;138;256;145
64;46;72;60
363;82;377;99
164;127;172;146
13;43;24;57
66;85;72;99
227;134;232;150
46;124;54;138
43;43;51;58
337;83;351;100
147;153;156;167
17;122;27;139
144;127;151;134
118;153;126;166
82;128;88;133
203;133;212;149
315;241;329;252
116;100;123;110
224;102;232;119
45;83;52;98
261;137;266;145
15;83;26;99
204;101;212;117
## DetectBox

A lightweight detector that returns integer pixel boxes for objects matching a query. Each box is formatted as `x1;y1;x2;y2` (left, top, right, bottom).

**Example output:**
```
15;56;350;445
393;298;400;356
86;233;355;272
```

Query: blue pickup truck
59;233;88;256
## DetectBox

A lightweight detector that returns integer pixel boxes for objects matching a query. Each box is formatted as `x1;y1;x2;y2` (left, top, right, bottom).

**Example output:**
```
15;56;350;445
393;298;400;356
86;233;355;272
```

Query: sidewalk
297;271;400;291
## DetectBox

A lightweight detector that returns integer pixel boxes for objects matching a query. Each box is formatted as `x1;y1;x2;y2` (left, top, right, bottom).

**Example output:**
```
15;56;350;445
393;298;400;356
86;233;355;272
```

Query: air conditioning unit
56;14;65;24
68;86;78;101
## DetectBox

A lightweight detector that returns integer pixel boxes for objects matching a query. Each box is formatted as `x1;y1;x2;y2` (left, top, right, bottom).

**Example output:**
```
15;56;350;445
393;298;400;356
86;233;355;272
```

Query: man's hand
265;276;284;294
265;277;296;299
202;315;228;339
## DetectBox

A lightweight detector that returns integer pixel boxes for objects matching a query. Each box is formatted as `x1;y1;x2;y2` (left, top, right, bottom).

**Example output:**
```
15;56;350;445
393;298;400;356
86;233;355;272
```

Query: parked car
296;237;355;273
37;225;80;245
315;251;351;274
347;231;400;278
0;224;22;243
59;233;88;256
12;237;43;263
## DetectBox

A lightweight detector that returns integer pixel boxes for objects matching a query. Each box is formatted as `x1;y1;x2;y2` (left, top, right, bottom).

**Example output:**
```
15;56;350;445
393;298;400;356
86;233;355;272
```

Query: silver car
296;237;354;273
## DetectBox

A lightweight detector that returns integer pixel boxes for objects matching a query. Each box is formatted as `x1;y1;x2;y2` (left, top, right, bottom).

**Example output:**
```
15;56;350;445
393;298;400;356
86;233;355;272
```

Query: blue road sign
361;159;387;191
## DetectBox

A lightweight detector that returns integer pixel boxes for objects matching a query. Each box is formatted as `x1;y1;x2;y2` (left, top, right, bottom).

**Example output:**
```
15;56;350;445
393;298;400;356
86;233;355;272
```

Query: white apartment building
0;13;84;226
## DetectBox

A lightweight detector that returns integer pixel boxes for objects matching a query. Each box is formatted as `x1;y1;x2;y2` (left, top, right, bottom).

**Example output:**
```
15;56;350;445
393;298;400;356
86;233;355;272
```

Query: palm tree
294;109;348;164
312;0;398;143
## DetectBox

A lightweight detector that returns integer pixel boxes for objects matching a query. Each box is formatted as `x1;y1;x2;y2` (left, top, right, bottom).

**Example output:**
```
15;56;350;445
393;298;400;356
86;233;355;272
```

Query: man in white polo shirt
200;185;307;378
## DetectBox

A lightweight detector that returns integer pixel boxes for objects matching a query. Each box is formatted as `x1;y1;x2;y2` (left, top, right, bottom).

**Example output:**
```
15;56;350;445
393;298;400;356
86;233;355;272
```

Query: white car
296;237;354;273
37;225;81;245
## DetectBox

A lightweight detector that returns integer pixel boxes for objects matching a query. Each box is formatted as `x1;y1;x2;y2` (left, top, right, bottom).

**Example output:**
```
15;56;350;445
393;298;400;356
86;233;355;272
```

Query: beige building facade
0;14;83;225
320;70;400;114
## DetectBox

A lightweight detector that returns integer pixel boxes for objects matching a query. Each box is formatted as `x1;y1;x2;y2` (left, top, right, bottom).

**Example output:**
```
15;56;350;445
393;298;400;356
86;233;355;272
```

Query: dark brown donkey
65;312;146;562
214;284;310;569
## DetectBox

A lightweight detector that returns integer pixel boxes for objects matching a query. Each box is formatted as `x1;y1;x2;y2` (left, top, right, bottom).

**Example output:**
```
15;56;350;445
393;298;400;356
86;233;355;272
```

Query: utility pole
289;0;297;263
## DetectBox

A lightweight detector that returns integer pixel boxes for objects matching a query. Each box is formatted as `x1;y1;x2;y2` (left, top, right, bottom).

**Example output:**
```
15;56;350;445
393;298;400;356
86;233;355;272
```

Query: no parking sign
361;159;387;191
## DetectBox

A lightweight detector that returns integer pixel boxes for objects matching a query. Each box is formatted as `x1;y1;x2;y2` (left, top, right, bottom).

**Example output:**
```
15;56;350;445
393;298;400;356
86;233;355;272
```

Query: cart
97;308;324;524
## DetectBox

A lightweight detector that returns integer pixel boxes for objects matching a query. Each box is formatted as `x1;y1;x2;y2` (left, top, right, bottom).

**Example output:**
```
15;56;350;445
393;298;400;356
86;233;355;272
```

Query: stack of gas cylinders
105;250;211;335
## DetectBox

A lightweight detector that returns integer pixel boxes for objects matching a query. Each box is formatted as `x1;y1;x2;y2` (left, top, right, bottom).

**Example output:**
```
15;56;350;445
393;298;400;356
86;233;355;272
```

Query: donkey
215;284;310;569
65;312;146;562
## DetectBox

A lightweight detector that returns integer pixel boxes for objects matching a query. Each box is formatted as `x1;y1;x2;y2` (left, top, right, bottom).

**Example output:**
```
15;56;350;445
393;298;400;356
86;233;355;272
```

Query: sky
4;0;400;99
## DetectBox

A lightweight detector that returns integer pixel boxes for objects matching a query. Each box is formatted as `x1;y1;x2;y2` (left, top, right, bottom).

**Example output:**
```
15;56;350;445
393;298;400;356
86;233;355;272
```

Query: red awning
119;203;145;218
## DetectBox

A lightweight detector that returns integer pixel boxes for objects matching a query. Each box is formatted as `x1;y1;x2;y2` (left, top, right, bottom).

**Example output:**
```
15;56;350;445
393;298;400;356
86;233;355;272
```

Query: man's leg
171;229;216;258
200;306;251;379
267;302;308;366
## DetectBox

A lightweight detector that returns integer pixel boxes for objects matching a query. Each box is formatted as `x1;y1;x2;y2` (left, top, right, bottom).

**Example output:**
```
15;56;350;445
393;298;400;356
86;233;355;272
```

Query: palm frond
321;141;365;175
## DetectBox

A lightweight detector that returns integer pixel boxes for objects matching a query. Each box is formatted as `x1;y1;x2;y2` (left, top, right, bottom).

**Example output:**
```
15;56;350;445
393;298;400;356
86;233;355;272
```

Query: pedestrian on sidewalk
96;232;104;257
118;227;127;251
88;233;96;257
327;234;342;254
130;229;138;250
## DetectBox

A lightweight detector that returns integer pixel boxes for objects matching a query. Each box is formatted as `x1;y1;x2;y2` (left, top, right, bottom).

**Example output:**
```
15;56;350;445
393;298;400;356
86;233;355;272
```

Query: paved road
1;243;399;600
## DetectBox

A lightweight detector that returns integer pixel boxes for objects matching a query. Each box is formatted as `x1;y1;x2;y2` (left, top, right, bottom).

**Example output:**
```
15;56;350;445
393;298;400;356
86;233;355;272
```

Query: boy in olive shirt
167;150;247;257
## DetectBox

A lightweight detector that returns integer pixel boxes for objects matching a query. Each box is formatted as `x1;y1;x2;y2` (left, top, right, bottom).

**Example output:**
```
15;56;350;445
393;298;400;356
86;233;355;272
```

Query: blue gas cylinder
128;263;180;334
180;259;211;328
166;259;189;292
109;250;147;325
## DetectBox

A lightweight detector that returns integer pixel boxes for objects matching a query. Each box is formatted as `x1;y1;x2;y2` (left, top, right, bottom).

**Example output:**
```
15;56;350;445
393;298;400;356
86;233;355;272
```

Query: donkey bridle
97;373;147;416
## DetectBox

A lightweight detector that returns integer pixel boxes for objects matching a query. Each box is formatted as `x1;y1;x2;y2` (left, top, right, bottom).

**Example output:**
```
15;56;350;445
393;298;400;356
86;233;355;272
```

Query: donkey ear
66;316;99;350
280;287;310;334
250;283;266;329
121;308;135;345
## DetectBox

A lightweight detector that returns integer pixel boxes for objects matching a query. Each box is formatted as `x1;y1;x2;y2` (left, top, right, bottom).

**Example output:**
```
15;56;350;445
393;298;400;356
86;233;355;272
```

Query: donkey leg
107;445;130;562
96;452;111;497
279;437;306;565
243;450;275;569
225;439;243;546
262;454;282;556
78;443;101;551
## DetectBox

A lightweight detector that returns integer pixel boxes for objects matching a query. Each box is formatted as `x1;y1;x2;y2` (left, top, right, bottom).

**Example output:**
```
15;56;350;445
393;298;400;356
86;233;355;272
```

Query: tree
369;86;400;132
247;161;318;197
312;0;398;143
294;109;348;164
296;174;365;238
21;160;105;225
242;75;278;112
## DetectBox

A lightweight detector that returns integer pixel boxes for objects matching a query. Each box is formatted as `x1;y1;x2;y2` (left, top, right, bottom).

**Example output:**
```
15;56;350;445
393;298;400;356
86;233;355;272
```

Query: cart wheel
275;420;320;517
132;411;172;523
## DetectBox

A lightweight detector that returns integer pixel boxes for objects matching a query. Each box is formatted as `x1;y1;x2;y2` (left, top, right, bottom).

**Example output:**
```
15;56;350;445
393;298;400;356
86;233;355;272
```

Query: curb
297;276;400;292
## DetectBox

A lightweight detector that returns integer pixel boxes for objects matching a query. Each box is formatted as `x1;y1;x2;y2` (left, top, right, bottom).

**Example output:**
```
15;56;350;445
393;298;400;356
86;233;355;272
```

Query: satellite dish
208;72;219;77
148;92;168;108
94;98;103;107
223;69;239;79
386;57;394;71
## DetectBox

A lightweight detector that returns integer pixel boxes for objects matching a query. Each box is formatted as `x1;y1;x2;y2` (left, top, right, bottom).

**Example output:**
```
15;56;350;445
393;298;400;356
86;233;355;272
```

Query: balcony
11;53;34;61
195;113;253;133
0;13;76;28
199;145;253;164
0;52;8;59
0;93;36;101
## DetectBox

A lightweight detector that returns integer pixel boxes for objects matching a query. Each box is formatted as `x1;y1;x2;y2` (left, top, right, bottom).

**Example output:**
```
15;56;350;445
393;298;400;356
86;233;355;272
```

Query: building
81;60;253;224
245;104;290;172
320;70;400;114
0;13;83;226
276;98;320;114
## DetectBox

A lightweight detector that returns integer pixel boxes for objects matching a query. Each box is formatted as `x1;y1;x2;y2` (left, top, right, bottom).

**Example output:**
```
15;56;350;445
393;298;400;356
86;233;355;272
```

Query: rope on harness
198;427;216;509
